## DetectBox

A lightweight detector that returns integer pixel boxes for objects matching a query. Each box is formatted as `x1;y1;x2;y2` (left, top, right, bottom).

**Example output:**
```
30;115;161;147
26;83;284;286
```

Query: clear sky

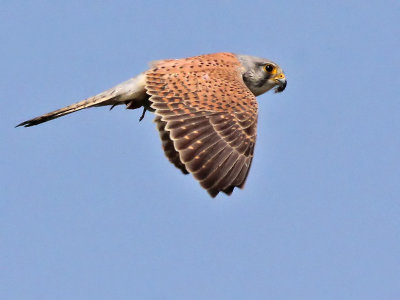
2;0;400;299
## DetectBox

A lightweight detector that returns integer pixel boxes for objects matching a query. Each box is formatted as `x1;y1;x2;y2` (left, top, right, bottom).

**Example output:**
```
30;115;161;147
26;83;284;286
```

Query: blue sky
2;0;400;299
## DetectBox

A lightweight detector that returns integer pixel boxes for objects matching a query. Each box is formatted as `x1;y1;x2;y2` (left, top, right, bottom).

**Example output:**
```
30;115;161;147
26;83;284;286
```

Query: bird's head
236;54;287;96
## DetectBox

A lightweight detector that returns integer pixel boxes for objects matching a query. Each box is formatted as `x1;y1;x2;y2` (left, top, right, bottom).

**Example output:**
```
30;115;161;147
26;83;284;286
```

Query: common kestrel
17;52;287;197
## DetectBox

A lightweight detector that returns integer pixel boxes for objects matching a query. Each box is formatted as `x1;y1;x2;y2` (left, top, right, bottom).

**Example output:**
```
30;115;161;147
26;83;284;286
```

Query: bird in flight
17;52;287;197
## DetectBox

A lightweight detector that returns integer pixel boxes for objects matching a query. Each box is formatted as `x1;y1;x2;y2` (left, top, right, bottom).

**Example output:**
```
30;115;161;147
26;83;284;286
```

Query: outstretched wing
146;53;258;197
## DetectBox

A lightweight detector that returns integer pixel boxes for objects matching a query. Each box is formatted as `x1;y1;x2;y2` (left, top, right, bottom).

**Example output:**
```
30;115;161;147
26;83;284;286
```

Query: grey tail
16;74;147;128
16;91;121;128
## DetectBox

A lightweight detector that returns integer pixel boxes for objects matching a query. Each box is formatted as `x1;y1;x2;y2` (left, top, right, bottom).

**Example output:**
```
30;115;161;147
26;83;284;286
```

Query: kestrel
17;52;287;197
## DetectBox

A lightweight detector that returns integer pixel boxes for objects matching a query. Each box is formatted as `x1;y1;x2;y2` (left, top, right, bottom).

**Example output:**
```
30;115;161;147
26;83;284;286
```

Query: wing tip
207;188;219;198
206;185;240;198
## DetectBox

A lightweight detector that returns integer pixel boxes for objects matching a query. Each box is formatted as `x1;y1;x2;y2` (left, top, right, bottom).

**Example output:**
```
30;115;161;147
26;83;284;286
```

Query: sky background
1;0;400;299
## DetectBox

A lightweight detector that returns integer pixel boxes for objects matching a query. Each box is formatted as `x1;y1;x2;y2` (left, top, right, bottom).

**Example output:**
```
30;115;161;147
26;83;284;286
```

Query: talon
109;103;118;111
139;107;146;121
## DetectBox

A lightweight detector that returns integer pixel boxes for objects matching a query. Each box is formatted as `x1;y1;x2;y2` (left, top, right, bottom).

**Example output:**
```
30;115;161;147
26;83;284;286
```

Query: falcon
17;52;287;197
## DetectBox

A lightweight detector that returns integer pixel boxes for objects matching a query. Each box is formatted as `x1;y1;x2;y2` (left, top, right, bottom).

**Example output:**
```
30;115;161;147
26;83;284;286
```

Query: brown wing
154;115;189;175
146;53;258;197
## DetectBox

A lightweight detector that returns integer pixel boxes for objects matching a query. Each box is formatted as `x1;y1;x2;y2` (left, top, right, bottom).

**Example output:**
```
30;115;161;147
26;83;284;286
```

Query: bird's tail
16;92;117;127
16;74;146;127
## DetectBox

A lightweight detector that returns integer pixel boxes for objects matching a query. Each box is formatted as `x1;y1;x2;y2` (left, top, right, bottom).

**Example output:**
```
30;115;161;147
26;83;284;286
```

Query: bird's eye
264;64;275;73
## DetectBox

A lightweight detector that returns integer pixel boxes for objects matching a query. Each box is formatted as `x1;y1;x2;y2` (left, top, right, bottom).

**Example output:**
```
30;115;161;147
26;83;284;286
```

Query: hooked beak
274;73;287;93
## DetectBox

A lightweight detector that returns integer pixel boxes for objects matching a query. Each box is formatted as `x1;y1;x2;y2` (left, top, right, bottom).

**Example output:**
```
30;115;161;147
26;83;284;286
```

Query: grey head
236;54;287;96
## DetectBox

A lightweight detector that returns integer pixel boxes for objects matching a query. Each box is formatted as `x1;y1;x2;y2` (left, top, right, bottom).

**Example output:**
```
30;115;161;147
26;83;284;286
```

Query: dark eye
264;64;275;73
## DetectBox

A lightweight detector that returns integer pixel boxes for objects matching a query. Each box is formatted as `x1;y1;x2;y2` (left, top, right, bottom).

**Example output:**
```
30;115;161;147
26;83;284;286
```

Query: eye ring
264;64;275;73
